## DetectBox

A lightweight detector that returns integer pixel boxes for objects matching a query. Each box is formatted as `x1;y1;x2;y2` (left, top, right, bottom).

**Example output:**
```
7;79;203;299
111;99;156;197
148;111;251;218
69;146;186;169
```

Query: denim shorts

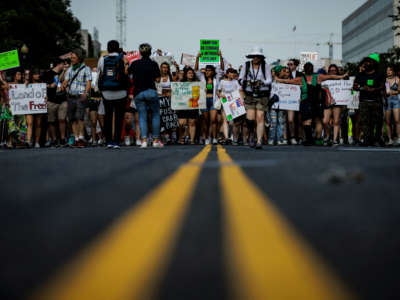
201;97;215;113
386;95;400;111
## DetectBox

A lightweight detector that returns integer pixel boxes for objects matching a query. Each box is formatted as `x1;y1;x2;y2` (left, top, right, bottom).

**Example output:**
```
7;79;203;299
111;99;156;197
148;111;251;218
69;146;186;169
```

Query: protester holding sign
275;62;348;146
384;66;400;146
195;51;224;145
239;46;272;149
353;57;385;146
322;64;344;146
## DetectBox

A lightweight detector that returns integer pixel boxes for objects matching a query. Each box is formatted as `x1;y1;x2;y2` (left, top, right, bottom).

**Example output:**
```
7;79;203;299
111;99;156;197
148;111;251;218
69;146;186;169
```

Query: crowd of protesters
0;40;399;150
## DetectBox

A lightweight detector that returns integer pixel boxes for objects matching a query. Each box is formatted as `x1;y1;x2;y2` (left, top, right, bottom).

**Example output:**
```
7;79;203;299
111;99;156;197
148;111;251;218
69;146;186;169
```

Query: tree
0;0;82;68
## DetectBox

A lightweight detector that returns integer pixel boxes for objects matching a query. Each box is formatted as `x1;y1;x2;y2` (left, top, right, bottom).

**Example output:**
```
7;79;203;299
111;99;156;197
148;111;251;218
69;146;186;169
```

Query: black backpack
99;54;128;91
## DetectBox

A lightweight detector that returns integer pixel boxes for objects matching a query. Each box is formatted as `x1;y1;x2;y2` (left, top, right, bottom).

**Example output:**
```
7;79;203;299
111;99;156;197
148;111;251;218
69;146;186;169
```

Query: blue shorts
386;95;400;111
201;97;215;113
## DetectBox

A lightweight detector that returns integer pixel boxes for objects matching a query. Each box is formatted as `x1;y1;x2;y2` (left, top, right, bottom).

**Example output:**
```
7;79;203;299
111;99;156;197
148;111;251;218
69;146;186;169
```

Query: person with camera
238;46;272;149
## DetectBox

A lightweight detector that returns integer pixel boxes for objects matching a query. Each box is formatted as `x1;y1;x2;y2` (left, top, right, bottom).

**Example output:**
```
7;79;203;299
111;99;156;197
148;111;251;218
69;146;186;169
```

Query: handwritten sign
8;84;47;115
126;51;141;65
347;91;360;109
221;90;246;121
181;53;196;68
271;83;301;111
321;79;354;106
0;50;20;71
171;82;206;110
159;96;178;132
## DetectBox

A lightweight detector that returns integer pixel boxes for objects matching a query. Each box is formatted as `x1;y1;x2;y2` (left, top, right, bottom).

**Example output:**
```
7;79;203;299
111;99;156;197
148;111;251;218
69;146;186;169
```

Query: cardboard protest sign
200;40;220;67
321;79;354;106
126;51;141;65
271;83;301;111
0;50;20;71
8;84;47;115
181;53;196;68
221;90;246;121
171;82;206;110
159;96;179;132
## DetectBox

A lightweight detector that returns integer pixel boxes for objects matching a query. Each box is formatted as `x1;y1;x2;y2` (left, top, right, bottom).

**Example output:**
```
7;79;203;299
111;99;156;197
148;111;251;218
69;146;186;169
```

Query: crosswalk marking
217;145;355;300
30;145;211;300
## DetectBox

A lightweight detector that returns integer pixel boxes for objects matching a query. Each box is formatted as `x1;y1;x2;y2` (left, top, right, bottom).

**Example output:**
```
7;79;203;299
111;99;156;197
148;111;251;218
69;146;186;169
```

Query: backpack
99;55;128;91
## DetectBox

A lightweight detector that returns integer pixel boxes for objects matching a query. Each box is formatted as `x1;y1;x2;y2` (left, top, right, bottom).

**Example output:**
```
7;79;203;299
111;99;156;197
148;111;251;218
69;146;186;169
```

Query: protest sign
153;56;174;68
181;53;196;68
8;84;47;115
347;91;360;109
221;90;246;121
126;51;141;65
321;79;354;106
299;51;320;71
159;96;179;132
171;82;206;110
271;83;301;111
0;50;20;71
200;40;220;67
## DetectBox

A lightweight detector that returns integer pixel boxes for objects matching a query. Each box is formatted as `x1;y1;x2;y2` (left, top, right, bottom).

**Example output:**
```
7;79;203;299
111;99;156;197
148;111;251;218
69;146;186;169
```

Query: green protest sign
0;50;20;71
200;40;220;65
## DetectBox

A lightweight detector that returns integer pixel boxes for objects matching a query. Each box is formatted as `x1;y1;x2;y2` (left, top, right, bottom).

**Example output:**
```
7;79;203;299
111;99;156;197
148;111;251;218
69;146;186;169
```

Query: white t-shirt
218;79;241;94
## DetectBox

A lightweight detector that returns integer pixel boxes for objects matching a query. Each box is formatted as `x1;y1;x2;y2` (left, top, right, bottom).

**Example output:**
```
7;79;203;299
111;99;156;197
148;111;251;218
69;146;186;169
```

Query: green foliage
0;0;82;68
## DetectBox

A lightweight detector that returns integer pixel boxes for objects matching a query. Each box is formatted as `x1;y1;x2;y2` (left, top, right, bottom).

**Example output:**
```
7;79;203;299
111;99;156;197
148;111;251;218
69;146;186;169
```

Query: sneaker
136;139;142;146
45;140;52;147
395;138;400;146
141;141;148;148
212;138;218;145
124;136;131;146
68;136;75;146
332;141;340;147
232;140;239;146
153;140;164;148
107;143;113;149
88;137;93;144
255;143;263;149
77;140;86;148
278;140;288;145
205;138;211;145
91;140;97;147
290;138;297;145
387;139;394;146
268;140;274;145
315;138;324;146
113;143;120;149
34;143;40;148
249;139;256;148
348;136;354;145
97;138;104;146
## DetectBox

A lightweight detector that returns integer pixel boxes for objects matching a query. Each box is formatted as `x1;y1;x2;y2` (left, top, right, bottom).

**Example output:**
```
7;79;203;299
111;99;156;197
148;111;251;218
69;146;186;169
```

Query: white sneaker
140;141;148;148
98;139;103;146
153;141;164;148
124;136;131;146
136;139;142;146
212;138;218;145
34;143;40;148
348;136;354;145
290;138;297;145
88;137;93;144
278;140;288;145
205;138;210;145
387;139;394;146
268;140;274;145
396;138;400;146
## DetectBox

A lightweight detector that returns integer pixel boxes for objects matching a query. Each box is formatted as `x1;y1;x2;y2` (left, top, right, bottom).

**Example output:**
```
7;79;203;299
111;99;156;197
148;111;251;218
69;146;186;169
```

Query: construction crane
116;0;127;49
316;33;342;61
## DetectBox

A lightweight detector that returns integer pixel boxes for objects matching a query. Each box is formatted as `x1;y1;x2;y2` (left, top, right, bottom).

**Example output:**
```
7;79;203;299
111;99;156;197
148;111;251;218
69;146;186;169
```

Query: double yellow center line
31;145;354;300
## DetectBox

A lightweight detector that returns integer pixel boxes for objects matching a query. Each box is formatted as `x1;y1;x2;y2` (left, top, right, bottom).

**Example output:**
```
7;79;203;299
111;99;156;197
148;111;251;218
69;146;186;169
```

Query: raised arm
318;73;348;82
219;51;224;71
195;52;201;72
274;77;302;86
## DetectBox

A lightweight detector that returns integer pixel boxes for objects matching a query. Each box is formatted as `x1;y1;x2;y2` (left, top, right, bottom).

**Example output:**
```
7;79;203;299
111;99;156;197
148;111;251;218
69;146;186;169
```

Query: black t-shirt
41;69;59;103
354;72;385;102
128;57;161;96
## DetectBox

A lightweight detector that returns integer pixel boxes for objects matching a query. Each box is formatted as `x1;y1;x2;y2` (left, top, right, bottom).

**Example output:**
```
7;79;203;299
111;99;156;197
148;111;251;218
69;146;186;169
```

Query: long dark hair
160;62;172;80
182;67;198;82
328;64;339;74
205;65;216;80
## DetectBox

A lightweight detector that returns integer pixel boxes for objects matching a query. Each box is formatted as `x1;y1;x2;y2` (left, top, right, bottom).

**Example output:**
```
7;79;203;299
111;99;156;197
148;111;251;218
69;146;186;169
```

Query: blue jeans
134;89;160;139
268;109;285;142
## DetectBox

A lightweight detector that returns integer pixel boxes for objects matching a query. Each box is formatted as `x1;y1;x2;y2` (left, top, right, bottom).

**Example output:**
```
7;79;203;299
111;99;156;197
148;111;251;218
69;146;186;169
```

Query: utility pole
116;0;127;49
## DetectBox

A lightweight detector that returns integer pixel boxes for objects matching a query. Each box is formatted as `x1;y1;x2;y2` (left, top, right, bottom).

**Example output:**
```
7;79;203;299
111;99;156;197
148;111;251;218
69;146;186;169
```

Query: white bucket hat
246;46;265;59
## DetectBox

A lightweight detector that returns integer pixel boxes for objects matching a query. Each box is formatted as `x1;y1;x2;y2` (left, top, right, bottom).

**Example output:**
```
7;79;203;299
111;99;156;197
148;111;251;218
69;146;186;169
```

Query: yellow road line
31;145;211;300
217;145;354;300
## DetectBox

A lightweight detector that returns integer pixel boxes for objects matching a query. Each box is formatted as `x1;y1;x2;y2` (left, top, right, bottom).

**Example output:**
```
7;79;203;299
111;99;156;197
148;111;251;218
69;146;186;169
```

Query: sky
70;0;366;67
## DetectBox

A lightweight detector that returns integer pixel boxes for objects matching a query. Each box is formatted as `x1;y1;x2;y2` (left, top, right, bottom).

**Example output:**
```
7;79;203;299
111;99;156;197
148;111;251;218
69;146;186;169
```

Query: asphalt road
1;145;399;300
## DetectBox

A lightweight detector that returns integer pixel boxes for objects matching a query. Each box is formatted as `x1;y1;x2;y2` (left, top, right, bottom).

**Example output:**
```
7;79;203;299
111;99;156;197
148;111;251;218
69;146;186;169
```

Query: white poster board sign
152;56;174;68
321;79;354;106
221;90;246;121
181;53;196;69
8;83;47;115
347;91;360;109
171;81;206;110
300;51;320;71
271;83;301;111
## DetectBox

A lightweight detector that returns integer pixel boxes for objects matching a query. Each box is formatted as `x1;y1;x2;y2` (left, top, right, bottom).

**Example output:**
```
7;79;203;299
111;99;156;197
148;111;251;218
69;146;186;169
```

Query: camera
249;80;262;97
